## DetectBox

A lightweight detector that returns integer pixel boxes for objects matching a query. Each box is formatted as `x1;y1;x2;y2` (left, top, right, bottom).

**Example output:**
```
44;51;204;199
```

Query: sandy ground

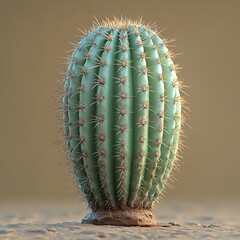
0;200;239;240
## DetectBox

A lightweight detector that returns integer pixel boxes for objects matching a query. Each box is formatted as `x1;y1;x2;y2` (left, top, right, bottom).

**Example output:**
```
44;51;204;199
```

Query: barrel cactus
62;18;184;226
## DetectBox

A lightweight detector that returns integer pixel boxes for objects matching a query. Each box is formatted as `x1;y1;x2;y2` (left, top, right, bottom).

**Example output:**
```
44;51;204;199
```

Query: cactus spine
62;18;184;226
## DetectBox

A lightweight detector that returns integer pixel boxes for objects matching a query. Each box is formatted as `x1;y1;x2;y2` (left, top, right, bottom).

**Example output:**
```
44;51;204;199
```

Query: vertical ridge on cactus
62;17;185;226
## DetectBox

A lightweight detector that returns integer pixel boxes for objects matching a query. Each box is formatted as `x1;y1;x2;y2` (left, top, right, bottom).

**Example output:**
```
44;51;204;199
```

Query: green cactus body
62;19;183;214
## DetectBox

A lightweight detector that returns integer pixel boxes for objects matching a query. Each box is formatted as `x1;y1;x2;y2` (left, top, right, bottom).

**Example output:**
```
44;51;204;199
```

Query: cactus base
81;208;157;226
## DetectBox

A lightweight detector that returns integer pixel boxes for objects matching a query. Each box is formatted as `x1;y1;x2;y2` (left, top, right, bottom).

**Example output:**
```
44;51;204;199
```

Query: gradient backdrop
0;0;239;203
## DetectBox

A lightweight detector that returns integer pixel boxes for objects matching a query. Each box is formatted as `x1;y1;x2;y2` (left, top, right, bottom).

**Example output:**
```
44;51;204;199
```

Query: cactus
62;18;185;226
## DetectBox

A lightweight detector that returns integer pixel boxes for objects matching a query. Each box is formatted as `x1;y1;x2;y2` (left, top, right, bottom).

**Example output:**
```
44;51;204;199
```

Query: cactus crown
62;17;186;211
92;17;154;30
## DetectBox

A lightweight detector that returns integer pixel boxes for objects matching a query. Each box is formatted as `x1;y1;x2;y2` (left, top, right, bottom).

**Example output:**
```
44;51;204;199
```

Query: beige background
0;0;239;203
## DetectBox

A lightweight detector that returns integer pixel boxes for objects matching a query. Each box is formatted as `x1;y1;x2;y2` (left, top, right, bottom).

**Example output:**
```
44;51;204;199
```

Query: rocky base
81;208;157;226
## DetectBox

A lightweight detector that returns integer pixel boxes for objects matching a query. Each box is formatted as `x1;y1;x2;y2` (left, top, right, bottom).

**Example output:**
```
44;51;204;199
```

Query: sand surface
0;200;239;240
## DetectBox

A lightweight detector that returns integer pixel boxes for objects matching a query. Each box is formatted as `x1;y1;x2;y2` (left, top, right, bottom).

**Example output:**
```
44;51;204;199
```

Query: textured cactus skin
63;20;182;211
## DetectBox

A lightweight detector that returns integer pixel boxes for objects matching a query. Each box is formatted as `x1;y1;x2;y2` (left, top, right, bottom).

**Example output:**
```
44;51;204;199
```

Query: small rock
159;223;171;227
169;222;182;226
97;232;108;238
68;226;81;230
208;224;222;228
7;223;26;228
0;228;14;234
185;222;201;227
27;229;48;234
46;227;57;232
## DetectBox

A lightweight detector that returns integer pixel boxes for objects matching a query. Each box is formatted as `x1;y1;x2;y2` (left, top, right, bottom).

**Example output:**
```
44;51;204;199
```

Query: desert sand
0;200;239;240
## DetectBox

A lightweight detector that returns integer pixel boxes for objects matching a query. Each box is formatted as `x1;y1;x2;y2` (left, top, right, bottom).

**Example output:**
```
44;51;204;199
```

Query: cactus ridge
64;28;102;206
62;18;184;210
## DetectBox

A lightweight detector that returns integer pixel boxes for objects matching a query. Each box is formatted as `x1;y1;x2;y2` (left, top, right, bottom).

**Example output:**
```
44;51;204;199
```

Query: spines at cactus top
62;18;184;211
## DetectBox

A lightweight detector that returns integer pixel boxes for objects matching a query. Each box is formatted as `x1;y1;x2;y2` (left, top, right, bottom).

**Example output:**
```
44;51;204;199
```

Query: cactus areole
62;18;184;226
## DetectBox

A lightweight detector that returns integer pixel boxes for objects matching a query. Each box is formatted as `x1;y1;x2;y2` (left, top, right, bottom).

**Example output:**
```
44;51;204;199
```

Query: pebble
97;232;108;238
0;228;14;234
169;222;182;226
7;223;27;228
185;222;201;227
68;226;82;230
208;224;222;228
46;227;57;232
26;229;48;234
